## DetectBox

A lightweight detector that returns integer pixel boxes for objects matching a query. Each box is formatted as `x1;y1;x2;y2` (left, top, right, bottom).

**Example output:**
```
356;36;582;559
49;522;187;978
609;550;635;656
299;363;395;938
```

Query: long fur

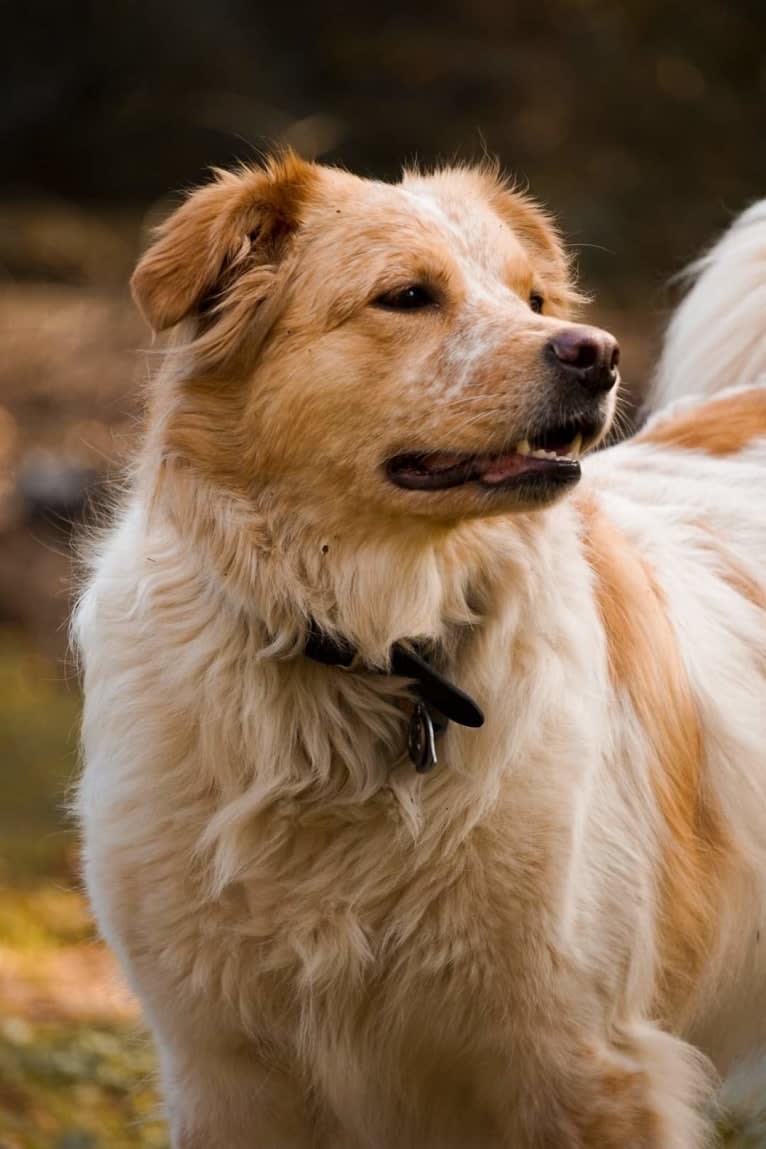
76;158;766;1148
651;199;766;410
648;198;766;1149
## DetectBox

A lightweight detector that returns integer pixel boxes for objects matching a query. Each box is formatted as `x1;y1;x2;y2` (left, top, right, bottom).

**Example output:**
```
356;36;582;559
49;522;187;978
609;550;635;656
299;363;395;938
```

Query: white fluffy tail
651;200;766;412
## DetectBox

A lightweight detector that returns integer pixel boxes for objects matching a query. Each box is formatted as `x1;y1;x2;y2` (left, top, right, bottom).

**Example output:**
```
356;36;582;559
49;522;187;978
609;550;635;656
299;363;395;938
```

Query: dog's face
133;155;619;527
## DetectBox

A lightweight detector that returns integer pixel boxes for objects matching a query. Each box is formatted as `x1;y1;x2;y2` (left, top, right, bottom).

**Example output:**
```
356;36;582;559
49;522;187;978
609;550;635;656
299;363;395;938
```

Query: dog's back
625;202;766;1148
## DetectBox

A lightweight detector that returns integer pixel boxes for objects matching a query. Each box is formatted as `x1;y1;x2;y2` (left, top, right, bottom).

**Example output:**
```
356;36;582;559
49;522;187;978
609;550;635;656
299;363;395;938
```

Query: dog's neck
153;458;551;664
137;463;590;887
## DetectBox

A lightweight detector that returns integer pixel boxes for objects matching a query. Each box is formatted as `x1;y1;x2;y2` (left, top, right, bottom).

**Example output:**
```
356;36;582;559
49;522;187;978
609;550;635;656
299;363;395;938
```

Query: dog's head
133;153;619;528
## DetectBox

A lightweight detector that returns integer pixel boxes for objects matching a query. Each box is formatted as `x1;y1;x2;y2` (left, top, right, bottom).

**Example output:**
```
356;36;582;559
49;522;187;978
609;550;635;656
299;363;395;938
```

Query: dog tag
408;701;439;773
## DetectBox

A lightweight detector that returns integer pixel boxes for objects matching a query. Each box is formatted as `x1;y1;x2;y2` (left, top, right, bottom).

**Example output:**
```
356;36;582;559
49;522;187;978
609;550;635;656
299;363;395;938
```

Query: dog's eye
529;292;545;314
373;285;438;311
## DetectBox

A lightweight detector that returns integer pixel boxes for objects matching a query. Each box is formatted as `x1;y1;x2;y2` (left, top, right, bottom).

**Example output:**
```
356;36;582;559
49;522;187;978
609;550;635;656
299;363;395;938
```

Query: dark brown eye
529;292;544;314
373;285;438;311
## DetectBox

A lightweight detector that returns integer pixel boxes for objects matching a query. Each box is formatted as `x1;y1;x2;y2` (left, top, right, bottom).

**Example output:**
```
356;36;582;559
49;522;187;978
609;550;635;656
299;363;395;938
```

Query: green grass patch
0;631;167;1147
0;1017;167;1149
0;634;81;887
0;888;92;951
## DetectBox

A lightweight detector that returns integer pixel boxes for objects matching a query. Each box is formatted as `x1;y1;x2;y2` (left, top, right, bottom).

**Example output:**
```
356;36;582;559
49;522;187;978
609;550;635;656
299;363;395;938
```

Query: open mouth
386;417;602;492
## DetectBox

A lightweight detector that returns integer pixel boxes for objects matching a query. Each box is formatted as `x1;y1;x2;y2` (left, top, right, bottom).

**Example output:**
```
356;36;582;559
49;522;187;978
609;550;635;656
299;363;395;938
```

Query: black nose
546;326;620;394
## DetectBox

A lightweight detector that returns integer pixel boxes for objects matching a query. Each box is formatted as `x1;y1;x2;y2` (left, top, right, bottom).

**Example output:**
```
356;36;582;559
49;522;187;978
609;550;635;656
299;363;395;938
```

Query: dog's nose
547;326;620;394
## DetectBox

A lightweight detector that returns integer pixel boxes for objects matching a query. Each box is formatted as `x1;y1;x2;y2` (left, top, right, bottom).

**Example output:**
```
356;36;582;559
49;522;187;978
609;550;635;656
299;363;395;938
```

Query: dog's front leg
520;1022;715;1149
159;1037;320;1149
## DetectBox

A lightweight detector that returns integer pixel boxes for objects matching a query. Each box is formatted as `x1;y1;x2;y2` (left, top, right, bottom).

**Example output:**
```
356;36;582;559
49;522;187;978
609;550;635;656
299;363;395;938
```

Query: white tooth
516;439;531;456
531;448;557;459
569;433;583;459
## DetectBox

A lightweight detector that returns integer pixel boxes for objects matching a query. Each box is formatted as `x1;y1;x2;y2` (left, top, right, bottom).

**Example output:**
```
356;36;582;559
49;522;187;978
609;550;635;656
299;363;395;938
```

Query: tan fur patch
578;494;728;1017
695;524;766;612
479;175;581;318
131;151;318;333
403;163;582;317
556;1042;661;1148
638;387;766;456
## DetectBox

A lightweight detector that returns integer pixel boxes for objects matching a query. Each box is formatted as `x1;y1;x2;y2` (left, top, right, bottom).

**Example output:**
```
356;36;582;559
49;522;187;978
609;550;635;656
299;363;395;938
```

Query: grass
0;632;168;1148
0;1019;166;1149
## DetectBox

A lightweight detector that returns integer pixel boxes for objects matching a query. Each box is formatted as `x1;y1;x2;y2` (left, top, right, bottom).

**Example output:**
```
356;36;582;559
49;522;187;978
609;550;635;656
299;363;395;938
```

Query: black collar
303;621;484;772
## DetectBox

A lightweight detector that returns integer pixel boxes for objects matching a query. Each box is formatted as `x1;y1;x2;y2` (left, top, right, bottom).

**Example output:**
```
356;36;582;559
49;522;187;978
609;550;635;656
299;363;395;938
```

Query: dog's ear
131;152;317;333
482;174;583;317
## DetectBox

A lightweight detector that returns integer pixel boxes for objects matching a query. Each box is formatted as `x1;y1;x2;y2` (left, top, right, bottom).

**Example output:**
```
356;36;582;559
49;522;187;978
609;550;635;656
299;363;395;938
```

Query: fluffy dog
76;154;766;1148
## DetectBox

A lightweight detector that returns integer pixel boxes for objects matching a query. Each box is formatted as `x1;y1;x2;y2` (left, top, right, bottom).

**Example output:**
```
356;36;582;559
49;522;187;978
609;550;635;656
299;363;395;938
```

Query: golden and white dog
75;155;766;1148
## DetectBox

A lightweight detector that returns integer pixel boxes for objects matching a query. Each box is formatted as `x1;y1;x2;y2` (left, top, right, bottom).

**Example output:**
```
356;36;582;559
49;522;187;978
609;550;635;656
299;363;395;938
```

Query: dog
75;153;766;1148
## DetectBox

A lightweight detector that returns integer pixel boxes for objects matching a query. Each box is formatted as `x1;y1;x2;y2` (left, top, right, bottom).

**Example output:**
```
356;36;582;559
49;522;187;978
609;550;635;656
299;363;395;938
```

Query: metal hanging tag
408;701;439;773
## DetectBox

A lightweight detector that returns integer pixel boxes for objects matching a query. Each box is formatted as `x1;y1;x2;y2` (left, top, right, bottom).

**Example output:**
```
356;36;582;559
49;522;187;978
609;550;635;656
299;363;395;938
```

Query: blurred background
0;1;764;1144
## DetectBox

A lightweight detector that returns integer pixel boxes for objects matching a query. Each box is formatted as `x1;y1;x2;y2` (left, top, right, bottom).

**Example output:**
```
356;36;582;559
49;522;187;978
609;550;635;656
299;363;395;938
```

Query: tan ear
480;171;583;316
131;151;318;333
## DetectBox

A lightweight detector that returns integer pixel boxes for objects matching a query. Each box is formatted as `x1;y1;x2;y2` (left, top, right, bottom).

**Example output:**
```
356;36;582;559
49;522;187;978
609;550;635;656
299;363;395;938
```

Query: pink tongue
475;452;541;484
